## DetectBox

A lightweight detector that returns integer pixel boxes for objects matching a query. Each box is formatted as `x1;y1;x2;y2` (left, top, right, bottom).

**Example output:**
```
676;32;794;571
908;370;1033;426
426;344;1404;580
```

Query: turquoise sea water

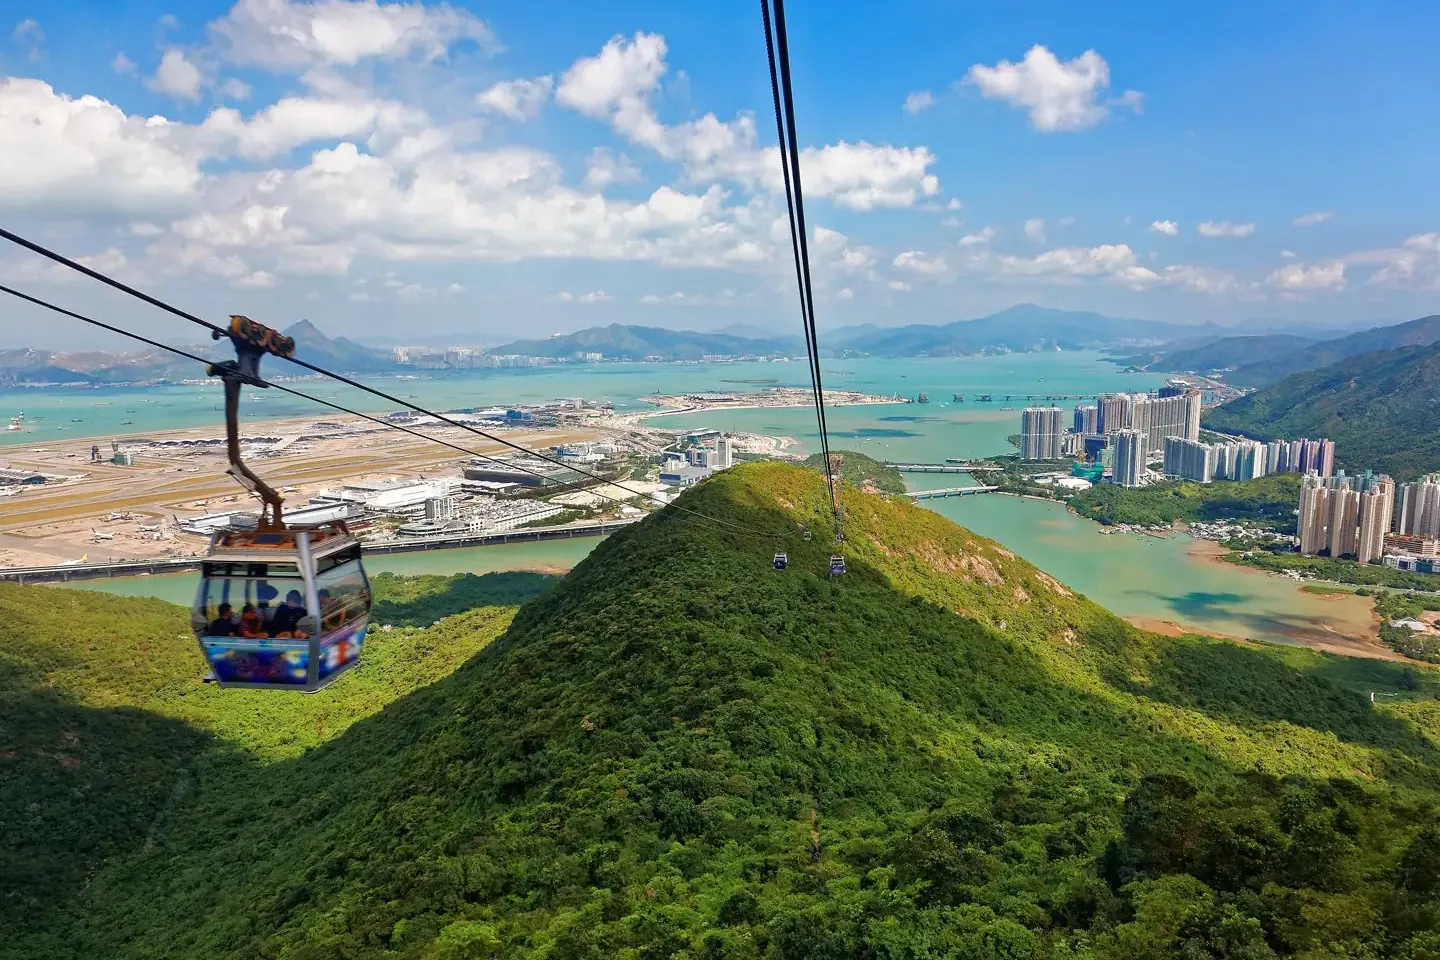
18;353;1372;647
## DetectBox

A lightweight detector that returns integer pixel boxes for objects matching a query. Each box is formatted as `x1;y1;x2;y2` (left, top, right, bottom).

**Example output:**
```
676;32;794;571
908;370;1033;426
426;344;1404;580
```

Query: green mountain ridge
5;462;1440;958
1223;314;1440;389
1205;341;1440;480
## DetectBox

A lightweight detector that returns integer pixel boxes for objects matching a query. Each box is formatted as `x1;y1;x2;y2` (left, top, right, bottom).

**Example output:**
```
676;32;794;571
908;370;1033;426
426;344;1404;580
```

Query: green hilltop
802;448;908;496
1206;341;1440;480
5;462;1440;959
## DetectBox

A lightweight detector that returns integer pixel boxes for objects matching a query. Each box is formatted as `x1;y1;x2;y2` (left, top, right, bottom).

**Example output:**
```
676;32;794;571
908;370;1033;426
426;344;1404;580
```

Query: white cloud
1024;217;1046;243
1153;264;1239;294
959;225;998;246
219;78;252;100
837;286;854;300
556;32;940;211
947;198;962;211
903;90;934;114
199;94;426;160
1359;233;1440;288
991;243;1138;280
888;280;911;291
940;217;962;228
1149;219;1178;236
892;250;948;275
1267;261;1345;292
1198;220;1255;238
447;281;463;293
964;45;1141;132
475;75;554;120
208;0;495;71
111;52;137;74
148;49;204;102
234;269;276;287
1293;211;1333;227
0;79;206;218
557;290;611;303
639;289;740;306
12;19;42;60
583;147;640;189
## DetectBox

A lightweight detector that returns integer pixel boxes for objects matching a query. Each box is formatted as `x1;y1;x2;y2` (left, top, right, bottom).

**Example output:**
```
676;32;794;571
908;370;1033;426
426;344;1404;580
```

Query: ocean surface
18;353;1368;647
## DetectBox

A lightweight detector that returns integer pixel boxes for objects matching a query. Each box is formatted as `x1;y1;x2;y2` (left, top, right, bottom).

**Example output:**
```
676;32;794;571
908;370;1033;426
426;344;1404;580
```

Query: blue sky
2;0;1438;349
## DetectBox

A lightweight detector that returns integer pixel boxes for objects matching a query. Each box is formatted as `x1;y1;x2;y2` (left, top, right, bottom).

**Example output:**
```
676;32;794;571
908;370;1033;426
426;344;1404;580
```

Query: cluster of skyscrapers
1296;472;1440;563
1021;382;1204;470
1299;473;1394;563
1161;436;1335;484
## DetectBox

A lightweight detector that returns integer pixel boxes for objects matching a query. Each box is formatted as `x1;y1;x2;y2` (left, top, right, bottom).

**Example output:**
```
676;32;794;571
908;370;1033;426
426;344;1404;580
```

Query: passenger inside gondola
270;590;308;638
239;603;265;638
207;603;239;636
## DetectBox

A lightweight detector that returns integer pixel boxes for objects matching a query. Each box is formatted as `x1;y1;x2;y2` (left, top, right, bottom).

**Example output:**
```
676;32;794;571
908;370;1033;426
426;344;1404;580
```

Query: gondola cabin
830;554;846;575
774;551;788;570
191;523;372;691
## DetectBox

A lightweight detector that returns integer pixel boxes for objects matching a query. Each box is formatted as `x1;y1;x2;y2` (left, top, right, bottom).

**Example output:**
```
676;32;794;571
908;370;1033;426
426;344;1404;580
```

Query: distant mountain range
487;324;804;361
1205;340;1440;481
1127;314;1440;389
6;306;1436;384
0;320;392;385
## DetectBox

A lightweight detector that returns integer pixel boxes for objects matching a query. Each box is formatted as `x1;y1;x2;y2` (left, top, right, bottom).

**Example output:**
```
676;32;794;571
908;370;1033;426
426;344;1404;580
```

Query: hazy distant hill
1121;334;1323;373
1205;340;1440;480
281;319;395;372
0;321;395;385
829;303;1214;356
1221;314;1440;389
488;323;804;360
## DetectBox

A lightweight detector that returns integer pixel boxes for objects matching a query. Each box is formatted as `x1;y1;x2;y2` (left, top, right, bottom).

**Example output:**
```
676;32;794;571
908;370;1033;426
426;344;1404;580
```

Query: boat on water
917;392;930;404
953;394;964;402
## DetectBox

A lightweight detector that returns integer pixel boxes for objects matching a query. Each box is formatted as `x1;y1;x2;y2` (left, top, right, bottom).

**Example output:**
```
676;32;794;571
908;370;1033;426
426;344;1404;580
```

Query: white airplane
90;529;115;541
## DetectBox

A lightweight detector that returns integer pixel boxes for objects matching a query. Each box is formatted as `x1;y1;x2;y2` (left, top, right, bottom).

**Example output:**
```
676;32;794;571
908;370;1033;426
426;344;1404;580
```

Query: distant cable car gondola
774;551;788;570
190;316;372;692
830;555;846;575
803;529;812;541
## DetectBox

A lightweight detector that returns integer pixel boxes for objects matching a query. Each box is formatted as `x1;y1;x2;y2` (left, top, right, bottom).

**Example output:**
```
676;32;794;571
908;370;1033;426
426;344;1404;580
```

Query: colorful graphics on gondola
317;619;367;680
203;639;309;685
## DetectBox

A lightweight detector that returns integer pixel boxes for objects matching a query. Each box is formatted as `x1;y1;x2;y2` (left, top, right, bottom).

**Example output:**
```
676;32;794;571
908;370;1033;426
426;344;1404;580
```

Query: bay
19;352;1373;652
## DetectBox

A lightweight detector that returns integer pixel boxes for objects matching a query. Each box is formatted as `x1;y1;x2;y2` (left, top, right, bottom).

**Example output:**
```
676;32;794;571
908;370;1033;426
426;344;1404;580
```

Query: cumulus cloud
903;90;934;114
1280;249;1297;258
963;45;1141;132
1198;220;1255;238
888;280;911;291
111;52;137;74
1359;233;1440;288
1293;211;1333;227
475;75;553;120
1024;217;1046;243
959;225;997;246
148;49;204;101
583;147;640;189
639;289;740;306
837;287;854;300
557;290;611;303
892;250;948;275
1267;261;1345;292
208;0;495;70
1149;219;1178;236
555;32;940;210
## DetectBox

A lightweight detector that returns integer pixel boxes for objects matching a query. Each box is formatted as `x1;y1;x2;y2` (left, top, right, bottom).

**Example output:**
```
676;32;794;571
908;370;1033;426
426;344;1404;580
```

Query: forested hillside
5;464;1440;959
802;448;907;495
1222;314;1440;389
1205;342;1440;480
1068;474;1303;530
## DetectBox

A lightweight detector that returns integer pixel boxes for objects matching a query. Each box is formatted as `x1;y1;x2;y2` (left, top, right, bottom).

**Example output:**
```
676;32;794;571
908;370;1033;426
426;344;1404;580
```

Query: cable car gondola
774;551;788;570
190;316;372;692
830;555;846;576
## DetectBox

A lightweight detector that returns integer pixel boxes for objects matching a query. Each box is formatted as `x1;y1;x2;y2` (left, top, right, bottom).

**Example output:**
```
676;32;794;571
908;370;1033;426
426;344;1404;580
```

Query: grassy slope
0;573;551;951
1067;473;1303;530
1206;341;1440;480
5;464;1440;958
802;448;908;495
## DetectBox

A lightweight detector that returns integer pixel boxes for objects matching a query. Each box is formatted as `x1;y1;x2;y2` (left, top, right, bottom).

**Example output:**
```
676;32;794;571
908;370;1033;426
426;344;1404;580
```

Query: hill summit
7;462;1440;959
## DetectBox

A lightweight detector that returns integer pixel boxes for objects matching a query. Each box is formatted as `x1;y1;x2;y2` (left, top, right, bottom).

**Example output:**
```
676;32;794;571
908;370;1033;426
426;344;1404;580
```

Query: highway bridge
886;461;1004;474
907;486;998;499
0;519;639;584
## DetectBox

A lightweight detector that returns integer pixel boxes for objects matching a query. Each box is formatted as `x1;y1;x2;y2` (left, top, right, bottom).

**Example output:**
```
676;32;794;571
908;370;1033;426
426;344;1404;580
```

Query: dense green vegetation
1068;474;1303;529
1205;341;1440;480
1220;313;1440;389
1226;549;1440;591
802;448;907;495
6;463;1440;958
0;571;549;944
